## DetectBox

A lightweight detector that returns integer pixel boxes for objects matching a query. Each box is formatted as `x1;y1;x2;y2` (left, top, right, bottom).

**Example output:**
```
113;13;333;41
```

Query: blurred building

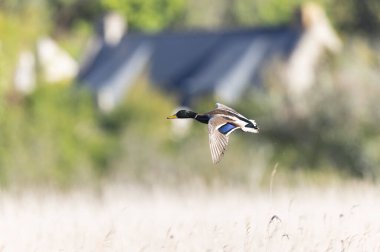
77;3;341;112
13;50;36;94
37;37;79;83
13;37;79;95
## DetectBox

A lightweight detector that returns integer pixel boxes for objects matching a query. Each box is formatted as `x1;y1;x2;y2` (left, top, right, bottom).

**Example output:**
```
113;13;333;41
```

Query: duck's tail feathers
241;120;259;133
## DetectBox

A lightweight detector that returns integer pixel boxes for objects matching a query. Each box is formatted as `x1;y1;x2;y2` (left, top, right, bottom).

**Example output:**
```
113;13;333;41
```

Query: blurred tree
100;0;186;31
47;0;103;32
0;0;29;11
182;0;230;28
2;0;380;35
330;0;380;34
231;0;305;26
182;0;380;35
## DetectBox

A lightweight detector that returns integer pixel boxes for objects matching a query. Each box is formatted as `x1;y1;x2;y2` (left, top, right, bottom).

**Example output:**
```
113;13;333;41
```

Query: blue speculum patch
218;123;236;134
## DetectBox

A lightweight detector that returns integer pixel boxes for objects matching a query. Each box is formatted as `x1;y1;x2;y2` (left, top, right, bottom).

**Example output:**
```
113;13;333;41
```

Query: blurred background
1;0;380;190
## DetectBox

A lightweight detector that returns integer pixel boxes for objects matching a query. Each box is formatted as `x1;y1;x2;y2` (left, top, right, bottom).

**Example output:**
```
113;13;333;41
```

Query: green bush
100;0;186;31
231;0;306;26
242;38;380;179
0;86;119;187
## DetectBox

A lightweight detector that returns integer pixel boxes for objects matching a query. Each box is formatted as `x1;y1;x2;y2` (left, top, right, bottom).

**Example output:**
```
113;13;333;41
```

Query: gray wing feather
208;117;229;164
216;103;239;114
216;103;250;125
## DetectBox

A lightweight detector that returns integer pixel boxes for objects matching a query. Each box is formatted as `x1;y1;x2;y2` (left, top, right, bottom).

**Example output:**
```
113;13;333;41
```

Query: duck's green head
167;110;197;119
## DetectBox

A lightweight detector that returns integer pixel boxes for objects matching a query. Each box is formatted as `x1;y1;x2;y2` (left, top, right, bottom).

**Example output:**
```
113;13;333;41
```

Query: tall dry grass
1;182;379;251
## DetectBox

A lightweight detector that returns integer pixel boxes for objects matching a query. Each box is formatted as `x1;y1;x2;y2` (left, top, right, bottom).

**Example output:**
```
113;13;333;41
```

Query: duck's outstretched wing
216;103;239;114
208;117;231;164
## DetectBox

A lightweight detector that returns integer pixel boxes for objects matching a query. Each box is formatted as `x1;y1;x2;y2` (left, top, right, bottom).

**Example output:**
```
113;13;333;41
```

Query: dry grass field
0;183;379;252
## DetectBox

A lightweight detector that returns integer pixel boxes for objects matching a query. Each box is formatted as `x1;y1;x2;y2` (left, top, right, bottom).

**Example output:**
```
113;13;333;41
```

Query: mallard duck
167;103;259;164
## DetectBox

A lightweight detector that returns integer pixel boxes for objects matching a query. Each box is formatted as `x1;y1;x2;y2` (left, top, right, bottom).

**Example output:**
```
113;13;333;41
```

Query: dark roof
78;26;302;106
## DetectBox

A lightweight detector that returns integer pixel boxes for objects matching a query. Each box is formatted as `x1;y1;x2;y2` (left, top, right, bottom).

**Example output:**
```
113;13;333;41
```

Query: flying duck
167;103;259;164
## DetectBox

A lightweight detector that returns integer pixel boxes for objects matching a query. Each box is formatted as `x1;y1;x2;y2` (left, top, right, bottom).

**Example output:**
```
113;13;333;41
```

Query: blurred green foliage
101;0;186;31
1;0;380;189
330;0;380;34
2;0;380;33
231;0;305;26
0;4;48;93
0;87;119;187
